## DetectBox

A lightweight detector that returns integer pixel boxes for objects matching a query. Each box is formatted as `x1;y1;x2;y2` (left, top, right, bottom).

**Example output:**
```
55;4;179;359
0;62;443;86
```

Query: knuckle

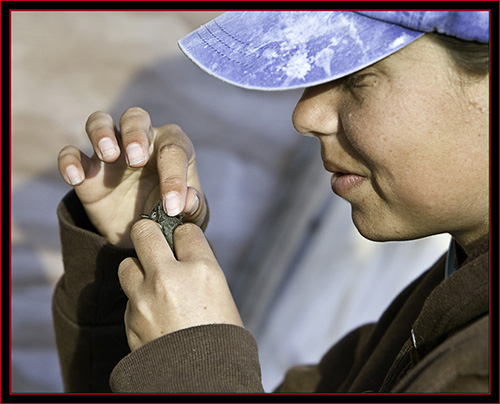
152;272;171;293
87;110;106;119
130;219;156;239
174;222;199;237
86;111;105;123
161;175;185;190
163;123;183;135
86;111;112;130
157;125;194;152
124;106;147;116
121;107;150;126
195;257;213;273
119;256;133;269
118;258;135;282
121;128;148;142
158;142;188;157
119;108;152;141
134;297;150;314
58;145;77;159
119;256;137;272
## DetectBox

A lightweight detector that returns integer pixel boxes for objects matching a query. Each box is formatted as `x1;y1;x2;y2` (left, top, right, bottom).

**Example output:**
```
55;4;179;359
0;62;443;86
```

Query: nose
292;83;340;138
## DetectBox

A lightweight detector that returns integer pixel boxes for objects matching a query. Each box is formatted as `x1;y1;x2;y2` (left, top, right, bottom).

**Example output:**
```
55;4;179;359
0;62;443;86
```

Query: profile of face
292;35;489;252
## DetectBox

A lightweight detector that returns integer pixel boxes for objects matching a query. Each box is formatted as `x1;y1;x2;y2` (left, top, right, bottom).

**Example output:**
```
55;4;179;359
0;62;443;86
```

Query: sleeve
52;190;135;392
54;191;264;394
110;324;264;393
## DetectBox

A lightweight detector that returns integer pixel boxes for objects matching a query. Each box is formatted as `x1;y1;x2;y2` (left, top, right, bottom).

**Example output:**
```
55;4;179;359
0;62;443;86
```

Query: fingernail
185;195;200;215
66;164;83;185
126;143;146;166
164;192;182;216
98;137;118;158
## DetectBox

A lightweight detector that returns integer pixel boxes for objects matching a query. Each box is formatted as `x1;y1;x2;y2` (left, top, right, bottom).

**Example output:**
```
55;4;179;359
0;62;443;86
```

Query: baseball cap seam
213;20;253;48
204;25;249;57
195;31;254;70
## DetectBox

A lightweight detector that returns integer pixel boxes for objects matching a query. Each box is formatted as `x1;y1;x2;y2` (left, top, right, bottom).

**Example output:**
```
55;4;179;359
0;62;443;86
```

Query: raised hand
57;107;208;248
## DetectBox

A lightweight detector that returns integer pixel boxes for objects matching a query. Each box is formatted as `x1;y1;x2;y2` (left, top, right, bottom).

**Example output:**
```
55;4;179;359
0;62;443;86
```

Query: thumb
173;223;214;262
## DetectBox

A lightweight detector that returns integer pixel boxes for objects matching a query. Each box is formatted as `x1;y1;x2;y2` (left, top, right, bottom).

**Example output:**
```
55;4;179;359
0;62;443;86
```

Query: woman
55;11;489;392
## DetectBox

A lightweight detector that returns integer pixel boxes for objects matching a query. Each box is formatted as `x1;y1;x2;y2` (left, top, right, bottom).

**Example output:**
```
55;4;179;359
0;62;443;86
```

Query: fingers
119;107;154;167
76;108;207;222
130;219;175;268
85;108;153;167
57;145;95;186
155;124;194;216
59;108;153;186
128;220;213;266
173;222;215;263
158;143;189;216
154;124;204;217
85;111;121;162
121;220;242;347
118;257;145;295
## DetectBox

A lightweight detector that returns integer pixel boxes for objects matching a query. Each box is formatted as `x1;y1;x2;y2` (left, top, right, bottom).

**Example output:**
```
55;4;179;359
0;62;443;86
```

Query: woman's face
292;36;489;251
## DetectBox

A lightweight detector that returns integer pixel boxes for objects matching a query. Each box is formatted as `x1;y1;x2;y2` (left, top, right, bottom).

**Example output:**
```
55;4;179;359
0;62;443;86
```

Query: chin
355;228;399;242
351;213;414;243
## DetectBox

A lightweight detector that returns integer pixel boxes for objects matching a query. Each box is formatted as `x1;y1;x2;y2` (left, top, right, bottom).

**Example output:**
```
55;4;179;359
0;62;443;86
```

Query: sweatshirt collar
412;235;489;357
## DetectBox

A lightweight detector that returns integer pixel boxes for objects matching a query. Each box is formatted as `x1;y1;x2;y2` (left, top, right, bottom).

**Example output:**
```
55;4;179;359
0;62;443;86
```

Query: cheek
344;107;449;206
343;86;448;170
372;136;478;232
341;108;403;173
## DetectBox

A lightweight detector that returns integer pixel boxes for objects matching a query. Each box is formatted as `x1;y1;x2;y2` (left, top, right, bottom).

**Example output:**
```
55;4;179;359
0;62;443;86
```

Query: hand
58;107;208;248
118;219;244;351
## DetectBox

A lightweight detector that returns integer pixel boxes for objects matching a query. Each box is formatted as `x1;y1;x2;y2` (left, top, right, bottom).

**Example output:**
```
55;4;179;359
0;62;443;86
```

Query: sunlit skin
58;35;489;350
292;36;489;255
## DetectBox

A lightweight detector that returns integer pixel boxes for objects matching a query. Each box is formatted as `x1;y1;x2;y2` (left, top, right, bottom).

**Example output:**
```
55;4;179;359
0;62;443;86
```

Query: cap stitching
213;20;252;48
195;31;253;70
204;25;252;58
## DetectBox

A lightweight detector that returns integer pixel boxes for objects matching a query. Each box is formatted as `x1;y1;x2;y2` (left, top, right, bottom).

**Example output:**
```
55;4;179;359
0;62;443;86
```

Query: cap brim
178;11;424;91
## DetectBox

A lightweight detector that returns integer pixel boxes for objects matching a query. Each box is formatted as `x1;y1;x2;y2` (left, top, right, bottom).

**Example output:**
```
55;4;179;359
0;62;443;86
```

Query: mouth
324;162;365;196
331;172;365;197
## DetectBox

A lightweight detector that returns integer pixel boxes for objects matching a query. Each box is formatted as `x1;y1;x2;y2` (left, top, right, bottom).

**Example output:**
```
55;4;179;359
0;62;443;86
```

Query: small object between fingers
141;199;183;254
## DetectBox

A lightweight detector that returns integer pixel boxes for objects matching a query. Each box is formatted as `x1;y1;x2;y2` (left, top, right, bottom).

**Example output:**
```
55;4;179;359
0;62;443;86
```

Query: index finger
130;219;176;272
155;124;198;217
173;223;216;263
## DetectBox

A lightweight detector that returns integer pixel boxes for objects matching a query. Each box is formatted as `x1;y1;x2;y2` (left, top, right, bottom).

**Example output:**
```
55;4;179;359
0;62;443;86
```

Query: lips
323;161;355;176
324;162;365;197
331;173;365;196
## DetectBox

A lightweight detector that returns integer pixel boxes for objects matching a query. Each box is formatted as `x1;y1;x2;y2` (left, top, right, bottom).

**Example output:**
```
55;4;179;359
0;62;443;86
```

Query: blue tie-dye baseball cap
178;11;489;91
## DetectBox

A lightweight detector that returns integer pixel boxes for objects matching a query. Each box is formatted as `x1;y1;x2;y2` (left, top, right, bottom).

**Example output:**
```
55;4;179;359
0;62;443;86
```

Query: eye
151;212;157;219
342;74;372;90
